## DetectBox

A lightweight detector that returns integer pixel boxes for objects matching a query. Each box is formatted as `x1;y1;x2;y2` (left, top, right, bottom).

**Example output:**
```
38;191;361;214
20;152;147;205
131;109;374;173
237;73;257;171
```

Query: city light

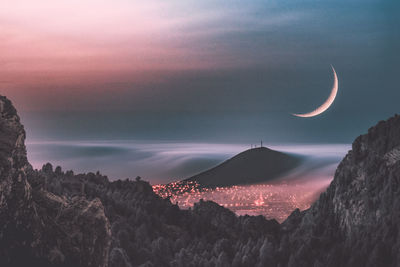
153;179;330;222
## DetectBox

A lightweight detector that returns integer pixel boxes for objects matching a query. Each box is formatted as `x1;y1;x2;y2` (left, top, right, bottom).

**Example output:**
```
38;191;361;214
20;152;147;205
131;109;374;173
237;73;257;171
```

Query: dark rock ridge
0;96;110;267
279;115;400;267
0;95;399;266
186;147;302;187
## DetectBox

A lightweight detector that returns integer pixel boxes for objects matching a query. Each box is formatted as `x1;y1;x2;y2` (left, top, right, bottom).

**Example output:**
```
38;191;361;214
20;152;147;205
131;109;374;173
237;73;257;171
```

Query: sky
0;0;399;181
1;0;399;143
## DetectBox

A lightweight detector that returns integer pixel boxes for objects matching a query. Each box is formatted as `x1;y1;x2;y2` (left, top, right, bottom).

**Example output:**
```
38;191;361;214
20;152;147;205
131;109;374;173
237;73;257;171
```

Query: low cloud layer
27;141;349;184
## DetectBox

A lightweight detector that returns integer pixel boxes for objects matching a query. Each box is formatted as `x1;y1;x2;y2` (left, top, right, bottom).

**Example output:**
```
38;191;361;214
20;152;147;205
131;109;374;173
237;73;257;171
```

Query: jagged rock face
330;115;400;266
0;96;35;263
30;190;111;267
0;95;30;208
0;96;111;267
281;115;400;267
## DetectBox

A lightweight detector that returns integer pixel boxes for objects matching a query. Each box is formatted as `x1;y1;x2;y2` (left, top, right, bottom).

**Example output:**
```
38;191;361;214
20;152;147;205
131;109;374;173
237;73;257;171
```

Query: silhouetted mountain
186;147;302;186
0;95;399;266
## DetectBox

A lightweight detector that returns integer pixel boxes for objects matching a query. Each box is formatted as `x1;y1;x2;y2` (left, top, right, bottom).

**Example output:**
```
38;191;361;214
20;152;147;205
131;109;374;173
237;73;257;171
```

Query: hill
186;147;302;186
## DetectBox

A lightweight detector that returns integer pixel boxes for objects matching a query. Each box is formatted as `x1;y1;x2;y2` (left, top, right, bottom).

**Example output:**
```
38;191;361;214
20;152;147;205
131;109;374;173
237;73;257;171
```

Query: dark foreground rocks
0;96;110;267
0;95;399;267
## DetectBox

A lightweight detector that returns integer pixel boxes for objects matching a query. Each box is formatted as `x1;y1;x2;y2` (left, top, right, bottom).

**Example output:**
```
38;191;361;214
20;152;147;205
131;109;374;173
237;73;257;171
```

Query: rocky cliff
279;115;400;267
0;95;399;267
0;96;111;267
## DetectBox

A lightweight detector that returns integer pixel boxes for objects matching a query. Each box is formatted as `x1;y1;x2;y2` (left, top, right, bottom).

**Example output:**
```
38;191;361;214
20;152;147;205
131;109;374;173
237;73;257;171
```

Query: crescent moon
292;65;339;118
